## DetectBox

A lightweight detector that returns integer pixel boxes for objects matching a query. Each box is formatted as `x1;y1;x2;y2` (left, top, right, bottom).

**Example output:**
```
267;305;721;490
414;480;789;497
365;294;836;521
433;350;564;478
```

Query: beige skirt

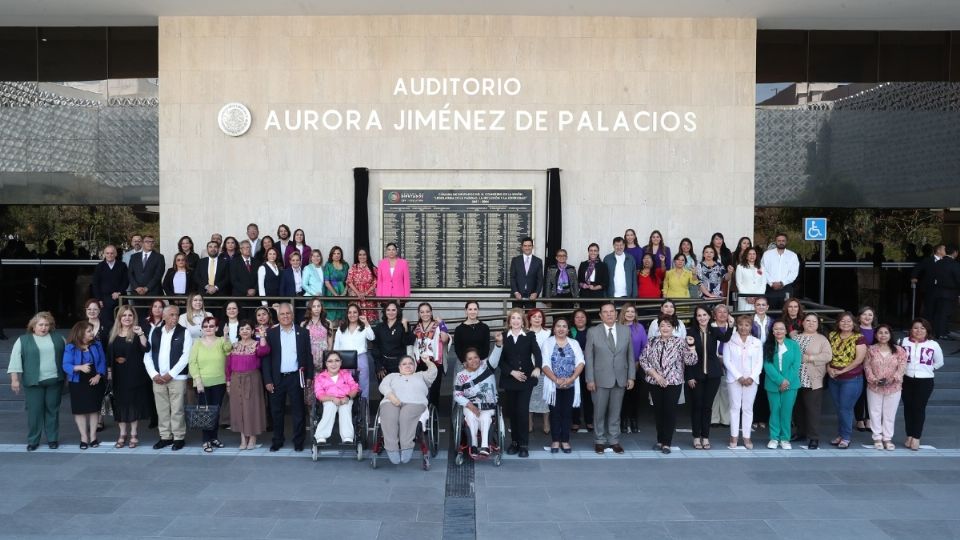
230;369;267;436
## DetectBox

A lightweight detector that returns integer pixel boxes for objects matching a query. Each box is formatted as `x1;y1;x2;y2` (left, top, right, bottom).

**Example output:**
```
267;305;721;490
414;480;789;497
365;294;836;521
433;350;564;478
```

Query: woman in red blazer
375;243;411;298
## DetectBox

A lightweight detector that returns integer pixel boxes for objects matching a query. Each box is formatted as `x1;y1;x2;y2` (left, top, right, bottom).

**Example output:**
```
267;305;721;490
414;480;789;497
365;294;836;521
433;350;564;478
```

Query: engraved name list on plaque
381;189;533;290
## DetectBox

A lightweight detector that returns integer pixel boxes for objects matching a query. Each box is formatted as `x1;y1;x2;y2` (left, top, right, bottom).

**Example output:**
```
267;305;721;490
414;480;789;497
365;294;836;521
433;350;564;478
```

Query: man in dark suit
231;240;260;317
262;303;314;452
509;236;542;308
930;244;960;339
128;235;165;297
91;244;129;331
912;244;945;321
584;302;635;455
195;241;230;298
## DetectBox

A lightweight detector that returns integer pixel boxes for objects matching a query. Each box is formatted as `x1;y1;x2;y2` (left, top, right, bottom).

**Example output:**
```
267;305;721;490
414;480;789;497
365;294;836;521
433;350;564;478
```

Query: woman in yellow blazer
662;254;699;298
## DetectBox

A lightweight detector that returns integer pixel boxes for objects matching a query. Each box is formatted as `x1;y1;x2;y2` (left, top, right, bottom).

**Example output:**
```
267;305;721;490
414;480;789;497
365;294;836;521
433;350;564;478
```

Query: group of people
509;230;799;312
6;222;953;462
93;223;412;331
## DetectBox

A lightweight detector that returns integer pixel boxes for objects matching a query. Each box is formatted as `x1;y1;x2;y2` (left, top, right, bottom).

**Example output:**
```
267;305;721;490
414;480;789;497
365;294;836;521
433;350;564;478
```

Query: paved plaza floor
1;333;959;539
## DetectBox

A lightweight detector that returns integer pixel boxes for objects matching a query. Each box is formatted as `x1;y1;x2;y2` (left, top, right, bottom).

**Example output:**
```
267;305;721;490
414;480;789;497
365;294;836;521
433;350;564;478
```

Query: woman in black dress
108;305;152;449
62;321;107;449
492;307;542;458
370;301;413;379
452;301;491;364
577;243;609;300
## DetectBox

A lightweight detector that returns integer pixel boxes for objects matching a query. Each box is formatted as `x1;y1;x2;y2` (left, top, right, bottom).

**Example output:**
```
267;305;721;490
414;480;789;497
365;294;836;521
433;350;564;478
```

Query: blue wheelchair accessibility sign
804;218;827;241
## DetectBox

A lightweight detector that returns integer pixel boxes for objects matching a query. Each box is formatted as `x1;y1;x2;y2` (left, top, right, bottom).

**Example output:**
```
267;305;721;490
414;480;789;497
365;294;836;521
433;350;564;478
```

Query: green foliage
0;205;159;255
755;208;943;261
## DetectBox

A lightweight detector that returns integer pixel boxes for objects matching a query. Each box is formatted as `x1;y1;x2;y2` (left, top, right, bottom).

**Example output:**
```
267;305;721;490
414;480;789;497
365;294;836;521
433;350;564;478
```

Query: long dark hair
302;297;331;330
355;247;377;277
763;320;792;360
339;303;365;332
689;305;712;331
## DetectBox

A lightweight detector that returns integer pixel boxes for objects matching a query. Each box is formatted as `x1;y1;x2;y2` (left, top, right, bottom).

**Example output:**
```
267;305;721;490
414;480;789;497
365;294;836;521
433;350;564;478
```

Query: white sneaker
316;437;326;444
767;440;778;449
780;441;792;450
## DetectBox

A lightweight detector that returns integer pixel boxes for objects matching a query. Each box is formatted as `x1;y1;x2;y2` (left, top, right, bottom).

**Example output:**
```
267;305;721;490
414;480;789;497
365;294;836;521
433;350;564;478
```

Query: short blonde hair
617;303;637;325
26;311;56;333
505;308;526;330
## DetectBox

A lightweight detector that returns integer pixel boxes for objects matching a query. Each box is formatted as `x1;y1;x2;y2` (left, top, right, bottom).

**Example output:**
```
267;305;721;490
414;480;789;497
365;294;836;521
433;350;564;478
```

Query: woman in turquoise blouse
763;320;801;449
302;249;326;297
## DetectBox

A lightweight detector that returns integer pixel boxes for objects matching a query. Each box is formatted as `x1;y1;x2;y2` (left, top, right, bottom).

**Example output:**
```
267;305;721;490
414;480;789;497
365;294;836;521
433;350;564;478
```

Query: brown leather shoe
611;444;625;454
594;444;605;455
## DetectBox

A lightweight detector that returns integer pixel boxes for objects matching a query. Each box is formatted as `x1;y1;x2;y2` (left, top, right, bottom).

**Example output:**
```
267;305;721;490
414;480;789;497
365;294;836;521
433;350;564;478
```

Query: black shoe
620;420;629;433
506;442;519;455
79;442;89;450
48;442;58;449
630;419;639;433
518;447;529;458
26;444;38;451
171;440;185;451
270;442;283;452
550;447;559;454
90;439;100;448
153;439;173;449
294;444;304;452
808;439;819;450
562;446;572;454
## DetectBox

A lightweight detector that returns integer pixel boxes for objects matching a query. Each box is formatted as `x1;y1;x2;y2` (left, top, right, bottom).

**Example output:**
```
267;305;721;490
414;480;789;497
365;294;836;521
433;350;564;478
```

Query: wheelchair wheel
452;406;464;466
356;441;363;462
370;410;382;469
494;408;506;467
428;404;440;458
311;444;319;462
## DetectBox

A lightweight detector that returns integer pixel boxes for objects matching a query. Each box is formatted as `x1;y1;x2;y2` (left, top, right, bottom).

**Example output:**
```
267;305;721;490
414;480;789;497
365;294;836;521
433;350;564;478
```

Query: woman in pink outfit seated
313;351;360;444
376;243;411;299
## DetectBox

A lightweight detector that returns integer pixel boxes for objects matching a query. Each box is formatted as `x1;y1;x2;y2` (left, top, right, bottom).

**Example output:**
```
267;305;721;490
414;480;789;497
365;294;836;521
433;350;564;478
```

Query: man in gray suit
584;302;635;454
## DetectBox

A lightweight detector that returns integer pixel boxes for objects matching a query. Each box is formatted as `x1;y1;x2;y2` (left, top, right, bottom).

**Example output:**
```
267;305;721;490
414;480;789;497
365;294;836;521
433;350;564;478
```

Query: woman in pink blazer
376;243;411;298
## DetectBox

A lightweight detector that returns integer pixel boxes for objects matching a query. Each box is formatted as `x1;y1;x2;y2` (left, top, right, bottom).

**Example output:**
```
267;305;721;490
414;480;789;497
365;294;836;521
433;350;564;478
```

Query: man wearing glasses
145;305;192;451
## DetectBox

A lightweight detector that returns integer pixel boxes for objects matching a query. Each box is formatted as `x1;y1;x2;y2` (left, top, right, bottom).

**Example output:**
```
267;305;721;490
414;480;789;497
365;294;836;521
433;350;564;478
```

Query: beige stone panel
645;38;694;73
265;137;315;172
457;16;513;38
180;36;227;71
178;104;207;138
158;137;183;173
158;34;182;71
612;39;649;72
736;19;758;41
222;71;269;105
158;17;181;38
649;19;695;39
732;137;756;174
192;17;229;38
691;71;736;107
373;36;426;71
735;72;756;106
733;39;757;73
645;71;694;106
159;103;181;139
266;71;317;103
158;69;181;103
180;70;226;104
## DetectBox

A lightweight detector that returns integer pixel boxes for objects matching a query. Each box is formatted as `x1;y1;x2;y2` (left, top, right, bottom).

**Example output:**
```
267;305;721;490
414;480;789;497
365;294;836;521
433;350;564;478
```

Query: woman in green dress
324;246;350;324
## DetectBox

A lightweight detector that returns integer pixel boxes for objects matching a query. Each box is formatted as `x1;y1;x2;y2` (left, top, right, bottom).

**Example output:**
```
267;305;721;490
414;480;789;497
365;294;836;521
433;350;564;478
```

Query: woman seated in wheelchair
453;346;501;456
378;355;437;464
313;351;360;445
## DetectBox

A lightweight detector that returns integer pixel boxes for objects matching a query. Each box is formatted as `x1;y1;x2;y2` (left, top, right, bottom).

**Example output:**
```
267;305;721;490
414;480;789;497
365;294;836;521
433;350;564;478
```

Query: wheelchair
452;403;505;467
310;350;370;462
369;402;439;470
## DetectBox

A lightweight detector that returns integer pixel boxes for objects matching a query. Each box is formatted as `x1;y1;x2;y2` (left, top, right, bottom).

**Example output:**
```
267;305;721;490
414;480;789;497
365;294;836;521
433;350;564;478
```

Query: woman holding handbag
188;316;232;453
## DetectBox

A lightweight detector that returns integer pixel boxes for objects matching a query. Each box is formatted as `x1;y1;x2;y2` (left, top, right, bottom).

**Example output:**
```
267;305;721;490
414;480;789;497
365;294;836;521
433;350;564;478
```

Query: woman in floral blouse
413;302;450;409
863;324;907;450
697;245;729;299
639;317;698;454
346;248;378;321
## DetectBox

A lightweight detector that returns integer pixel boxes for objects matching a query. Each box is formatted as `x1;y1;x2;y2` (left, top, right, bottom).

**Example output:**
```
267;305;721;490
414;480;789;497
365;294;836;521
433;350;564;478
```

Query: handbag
101;381;114;418
185;392;220;431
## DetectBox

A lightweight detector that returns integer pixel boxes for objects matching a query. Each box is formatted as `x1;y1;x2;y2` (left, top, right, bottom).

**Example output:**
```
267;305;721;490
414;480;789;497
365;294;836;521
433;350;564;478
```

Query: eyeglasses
202;324;217;329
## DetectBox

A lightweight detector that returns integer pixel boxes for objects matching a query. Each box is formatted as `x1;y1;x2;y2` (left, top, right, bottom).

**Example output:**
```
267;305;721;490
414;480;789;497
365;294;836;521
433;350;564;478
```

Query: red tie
245;259;251;272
